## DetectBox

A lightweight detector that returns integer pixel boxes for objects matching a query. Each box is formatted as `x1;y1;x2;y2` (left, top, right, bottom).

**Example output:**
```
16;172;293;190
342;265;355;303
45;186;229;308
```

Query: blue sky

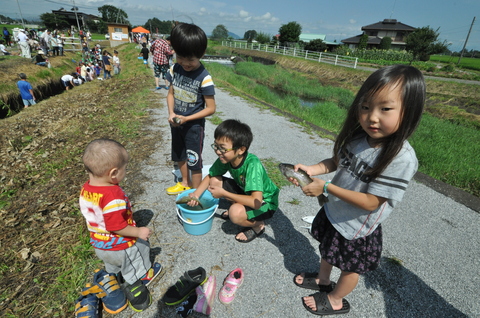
5;0;480;51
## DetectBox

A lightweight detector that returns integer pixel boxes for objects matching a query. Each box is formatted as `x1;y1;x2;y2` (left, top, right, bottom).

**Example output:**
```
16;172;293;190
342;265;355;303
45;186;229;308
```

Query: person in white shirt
0;40;10;55
40;30;51;56
16;29;31;58
113;50;120;75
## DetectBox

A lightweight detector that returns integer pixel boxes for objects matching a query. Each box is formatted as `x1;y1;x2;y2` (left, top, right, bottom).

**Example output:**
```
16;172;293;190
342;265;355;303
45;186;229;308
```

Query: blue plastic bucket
176;189;218;235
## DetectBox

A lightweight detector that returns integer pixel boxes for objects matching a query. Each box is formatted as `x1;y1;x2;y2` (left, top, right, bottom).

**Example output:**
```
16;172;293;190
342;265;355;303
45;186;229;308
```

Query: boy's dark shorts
221;176;275;221
171;122;204;171
154;63;169;79
62;80;73;89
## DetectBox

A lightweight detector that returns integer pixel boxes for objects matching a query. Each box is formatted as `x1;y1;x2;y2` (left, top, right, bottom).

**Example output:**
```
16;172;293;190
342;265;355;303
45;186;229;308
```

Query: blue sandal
75;284;100;318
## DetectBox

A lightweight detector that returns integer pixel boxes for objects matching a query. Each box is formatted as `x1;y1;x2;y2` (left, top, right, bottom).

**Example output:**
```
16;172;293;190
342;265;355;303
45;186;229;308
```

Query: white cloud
349;19;356;24
261;12;272;20
239;10;249;18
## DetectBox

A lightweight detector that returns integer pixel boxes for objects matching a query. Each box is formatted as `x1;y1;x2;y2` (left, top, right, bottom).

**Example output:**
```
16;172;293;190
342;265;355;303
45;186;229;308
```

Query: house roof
341;18;416;45
341;35;382;45
362;19;416;32
300;34;326;42
51;10;100;20
300;33;340;46
107;23;130;27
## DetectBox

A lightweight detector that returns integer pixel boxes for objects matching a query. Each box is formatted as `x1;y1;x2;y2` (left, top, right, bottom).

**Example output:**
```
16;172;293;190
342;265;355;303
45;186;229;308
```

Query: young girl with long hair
290;64;425;315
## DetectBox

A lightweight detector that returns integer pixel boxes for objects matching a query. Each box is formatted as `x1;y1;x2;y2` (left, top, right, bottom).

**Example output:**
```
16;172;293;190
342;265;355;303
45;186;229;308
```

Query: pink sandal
218;268;244;304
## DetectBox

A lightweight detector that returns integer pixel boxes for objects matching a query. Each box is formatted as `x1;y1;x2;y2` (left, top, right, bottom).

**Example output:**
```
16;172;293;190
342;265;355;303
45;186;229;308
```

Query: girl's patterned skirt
311;208;382;274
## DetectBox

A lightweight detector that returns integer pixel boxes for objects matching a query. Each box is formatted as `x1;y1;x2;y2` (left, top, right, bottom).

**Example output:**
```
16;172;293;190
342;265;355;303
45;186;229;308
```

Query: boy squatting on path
17;73;36;108
290;65;425;315
165;23;216;195
78;139;162;308
187;119;280;243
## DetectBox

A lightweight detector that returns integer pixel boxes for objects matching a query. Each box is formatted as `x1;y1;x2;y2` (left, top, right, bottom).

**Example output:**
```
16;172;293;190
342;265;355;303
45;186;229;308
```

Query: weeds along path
0;47;161;316
112;86;479;318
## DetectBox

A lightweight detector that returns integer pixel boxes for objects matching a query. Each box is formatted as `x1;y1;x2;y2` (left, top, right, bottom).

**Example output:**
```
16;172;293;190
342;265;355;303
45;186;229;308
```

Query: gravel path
114;87;479;318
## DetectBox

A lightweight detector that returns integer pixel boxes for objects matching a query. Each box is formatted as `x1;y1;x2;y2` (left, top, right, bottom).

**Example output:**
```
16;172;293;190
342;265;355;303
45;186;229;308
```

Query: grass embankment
204;56;480;197
0;43;159;317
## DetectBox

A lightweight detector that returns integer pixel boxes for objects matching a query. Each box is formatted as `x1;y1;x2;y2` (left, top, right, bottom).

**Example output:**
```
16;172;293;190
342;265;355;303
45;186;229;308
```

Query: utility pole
458;16;475;65
15;0;26;28
71;0;81;33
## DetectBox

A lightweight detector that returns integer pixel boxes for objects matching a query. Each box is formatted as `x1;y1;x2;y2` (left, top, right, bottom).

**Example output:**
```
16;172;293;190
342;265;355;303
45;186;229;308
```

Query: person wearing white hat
16;29;31;58
35;50;47;66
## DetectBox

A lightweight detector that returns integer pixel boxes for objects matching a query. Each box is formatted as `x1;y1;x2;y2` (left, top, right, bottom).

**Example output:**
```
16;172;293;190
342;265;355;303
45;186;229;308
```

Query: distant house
341;19;416;50
300;33;340;51
51;8;100;30
107;23;130;47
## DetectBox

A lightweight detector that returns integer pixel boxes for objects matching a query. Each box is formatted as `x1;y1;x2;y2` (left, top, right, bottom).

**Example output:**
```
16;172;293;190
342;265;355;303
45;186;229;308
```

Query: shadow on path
364;257;468;318
264;208;320;274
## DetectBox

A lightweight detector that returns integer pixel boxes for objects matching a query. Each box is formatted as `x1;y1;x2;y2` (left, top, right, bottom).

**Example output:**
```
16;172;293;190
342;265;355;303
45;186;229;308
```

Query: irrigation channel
1;78;65;119
0;54;269;120
1;37;101;119
202;55;317;107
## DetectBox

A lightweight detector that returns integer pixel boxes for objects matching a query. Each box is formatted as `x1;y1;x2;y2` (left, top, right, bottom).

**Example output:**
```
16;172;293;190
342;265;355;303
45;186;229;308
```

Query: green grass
0;24;22;34
410;114;480;193
261;157;292;188
206;60;480;196
206;62;348;133
430;55;480;71
90;33;107;40
208;113;224;125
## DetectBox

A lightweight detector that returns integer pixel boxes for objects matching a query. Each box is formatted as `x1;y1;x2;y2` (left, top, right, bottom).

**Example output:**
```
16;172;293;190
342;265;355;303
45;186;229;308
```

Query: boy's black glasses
211;143;236;154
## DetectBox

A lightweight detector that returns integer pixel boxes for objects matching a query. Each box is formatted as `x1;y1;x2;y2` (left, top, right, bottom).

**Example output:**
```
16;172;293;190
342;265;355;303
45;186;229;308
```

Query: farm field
430;54;480;71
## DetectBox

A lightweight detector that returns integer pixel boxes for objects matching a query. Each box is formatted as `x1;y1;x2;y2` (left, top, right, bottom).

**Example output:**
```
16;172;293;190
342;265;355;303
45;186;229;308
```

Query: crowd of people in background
62;47;118;91
1;26;100;63
6;26;178;112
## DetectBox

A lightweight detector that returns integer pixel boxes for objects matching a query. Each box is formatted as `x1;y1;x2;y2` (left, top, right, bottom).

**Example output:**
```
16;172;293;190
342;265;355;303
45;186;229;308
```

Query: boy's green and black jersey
209;152;279;219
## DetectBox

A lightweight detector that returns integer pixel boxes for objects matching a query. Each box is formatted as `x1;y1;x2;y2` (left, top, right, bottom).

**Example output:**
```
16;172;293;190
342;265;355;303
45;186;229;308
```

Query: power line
44;0;99;11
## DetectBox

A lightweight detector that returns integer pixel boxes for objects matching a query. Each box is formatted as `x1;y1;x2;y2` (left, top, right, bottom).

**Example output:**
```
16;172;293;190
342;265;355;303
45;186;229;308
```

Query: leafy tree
358;33;369;50
98;5;129;24
243;30;257;42
143;18;175;34
0;14;16;23
379;36;392;50
211;24;228;40
405;26;449;62
40;13;70;30
86;19;107;34
271;35;279;45
256;32;271;44
304;39;328;52
278;21;301;46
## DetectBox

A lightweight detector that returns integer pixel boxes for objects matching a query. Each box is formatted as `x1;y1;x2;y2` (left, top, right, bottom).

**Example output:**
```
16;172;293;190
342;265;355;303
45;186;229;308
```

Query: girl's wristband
323;181;331;196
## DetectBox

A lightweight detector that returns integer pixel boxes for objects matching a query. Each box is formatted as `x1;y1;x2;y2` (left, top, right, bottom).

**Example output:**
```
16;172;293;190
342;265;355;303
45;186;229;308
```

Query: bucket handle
176;206;217;225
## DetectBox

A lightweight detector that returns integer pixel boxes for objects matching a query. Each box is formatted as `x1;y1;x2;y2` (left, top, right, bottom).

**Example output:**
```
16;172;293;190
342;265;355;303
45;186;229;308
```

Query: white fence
222;41;358;69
